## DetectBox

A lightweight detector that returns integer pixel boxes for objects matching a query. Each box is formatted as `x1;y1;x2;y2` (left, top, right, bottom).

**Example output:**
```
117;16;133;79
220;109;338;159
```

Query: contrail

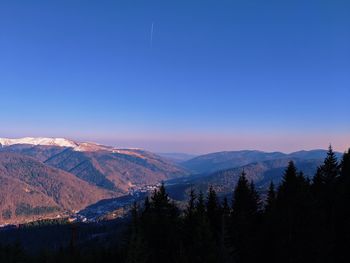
150;22;154;47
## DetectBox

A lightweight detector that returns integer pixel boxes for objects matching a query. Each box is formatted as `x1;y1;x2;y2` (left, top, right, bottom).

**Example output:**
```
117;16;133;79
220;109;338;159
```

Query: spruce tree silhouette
184;188;196;222
265;181;276;213
194;190;218;263
222;197;230;216
313;145;339;196
261;181;277;263
334;149;350;262
138;182;181;263
232;171;257;217
221;196;233;261
126;202;147;263
231;171;260;263
182;188;197;262
182;189;220;263
274;161;314;263
206;186;222;244
311;146;340;262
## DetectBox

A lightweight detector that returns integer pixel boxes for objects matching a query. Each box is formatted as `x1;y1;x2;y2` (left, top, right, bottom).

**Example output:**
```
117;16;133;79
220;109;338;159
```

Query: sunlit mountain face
0;137;188;224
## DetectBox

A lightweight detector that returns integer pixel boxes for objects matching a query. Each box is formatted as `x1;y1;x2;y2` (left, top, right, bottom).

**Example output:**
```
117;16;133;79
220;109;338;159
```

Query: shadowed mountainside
167;157;323;201
157;152;197;163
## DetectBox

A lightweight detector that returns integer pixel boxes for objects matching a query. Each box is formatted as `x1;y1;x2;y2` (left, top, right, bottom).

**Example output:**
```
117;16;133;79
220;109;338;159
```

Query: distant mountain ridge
167;157;326;201
157;152;197;163
165;148;346;201
181;149;342;174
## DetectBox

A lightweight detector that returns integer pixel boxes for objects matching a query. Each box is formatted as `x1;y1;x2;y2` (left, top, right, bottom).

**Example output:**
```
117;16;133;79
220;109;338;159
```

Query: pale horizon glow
0;1;349;154
1;131;348;155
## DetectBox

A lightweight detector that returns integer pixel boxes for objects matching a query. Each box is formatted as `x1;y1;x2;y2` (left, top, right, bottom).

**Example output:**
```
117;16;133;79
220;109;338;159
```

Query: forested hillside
1;146;349;263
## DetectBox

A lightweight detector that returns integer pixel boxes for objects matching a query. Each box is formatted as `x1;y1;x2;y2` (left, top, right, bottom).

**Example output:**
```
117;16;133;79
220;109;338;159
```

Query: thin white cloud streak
150;22;154;47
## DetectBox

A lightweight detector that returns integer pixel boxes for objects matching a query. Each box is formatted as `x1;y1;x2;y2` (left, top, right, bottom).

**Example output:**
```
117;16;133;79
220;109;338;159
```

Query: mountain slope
181;150;286;174
43;148;186;192
0;152;115;224
0;138;188;193
157;153;197;163
167;158;322;201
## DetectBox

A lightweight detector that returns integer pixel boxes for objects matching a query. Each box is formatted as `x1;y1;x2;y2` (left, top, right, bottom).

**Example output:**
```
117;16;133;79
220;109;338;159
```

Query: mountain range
0;137;187;223
166;149;343;201
181;149;341;174
0;137;343;224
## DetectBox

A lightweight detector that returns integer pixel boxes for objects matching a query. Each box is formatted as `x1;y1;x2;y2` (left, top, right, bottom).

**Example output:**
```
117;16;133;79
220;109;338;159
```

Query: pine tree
340;149;350;178
206;186;219;216
265;181;276;213
311;146;340;259
279;161;298;195
230;171;261;262
138;183;181;263
261;181;277;263
322;145;339;183
183;189;218;262
232;171;254;216
222;197;230;217
126;202;147;263
221;196;233;262
313;146;339;193
151;182;170;210
184;188;196;220
182;189;196;262
334;149;350;262
196;190;206;216
275;161;299;262
250;180;261;213
274;161;314;262
206;186;222;243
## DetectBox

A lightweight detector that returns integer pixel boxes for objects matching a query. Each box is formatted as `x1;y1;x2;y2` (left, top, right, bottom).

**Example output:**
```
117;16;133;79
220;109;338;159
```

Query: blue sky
0;0;349;153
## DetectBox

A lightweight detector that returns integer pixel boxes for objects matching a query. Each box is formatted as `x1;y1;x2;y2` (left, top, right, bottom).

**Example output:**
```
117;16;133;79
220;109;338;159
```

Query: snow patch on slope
0;137;145;157
0;137;78;148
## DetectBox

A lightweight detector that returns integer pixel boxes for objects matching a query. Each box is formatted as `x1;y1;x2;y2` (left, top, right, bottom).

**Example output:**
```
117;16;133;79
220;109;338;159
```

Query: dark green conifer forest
1;147;350;263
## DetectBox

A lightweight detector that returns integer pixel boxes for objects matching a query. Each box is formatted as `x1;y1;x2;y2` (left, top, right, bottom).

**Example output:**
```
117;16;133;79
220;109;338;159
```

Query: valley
0;137;338;224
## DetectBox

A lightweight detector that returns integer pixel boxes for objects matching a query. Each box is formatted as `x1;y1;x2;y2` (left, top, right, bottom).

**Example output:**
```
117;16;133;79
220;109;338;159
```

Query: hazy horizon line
1;135;348;156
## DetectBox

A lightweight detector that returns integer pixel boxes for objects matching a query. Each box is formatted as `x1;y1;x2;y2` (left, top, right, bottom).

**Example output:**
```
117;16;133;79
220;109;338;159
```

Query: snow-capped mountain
0;137;78;148
0;137;146;157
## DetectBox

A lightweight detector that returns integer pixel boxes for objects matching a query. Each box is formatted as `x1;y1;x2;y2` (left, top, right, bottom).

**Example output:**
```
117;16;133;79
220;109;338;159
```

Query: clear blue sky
0;0;349;153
